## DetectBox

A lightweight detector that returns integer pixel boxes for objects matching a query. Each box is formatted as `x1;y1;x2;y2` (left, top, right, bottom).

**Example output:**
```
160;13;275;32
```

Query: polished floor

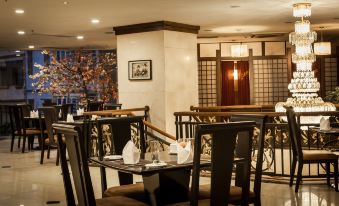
0;137;338;206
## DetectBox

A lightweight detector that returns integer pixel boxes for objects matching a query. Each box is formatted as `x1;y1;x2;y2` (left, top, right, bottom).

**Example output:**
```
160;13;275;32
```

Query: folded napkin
91;115;99;120
122;140;140;164
76;108;84;115
30;110;39;118
177;140;194;164
58;110;62;119
320;117;331;130
66;114;74;123
169;141;178;154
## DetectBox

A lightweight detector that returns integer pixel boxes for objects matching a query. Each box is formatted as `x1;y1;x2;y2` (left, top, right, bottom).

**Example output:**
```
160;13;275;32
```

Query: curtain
237;61;250;105
221;61;235;105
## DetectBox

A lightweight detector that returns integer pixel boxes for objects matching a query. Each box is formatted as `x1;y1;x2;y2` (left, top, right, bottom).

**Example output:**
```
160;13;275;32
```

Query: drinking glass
149;140;160;163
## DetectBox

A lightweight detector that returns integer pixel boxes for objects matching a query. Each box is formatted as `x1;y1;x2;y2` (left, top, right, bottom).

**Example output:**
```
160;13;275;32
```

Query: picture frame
128;60;152;80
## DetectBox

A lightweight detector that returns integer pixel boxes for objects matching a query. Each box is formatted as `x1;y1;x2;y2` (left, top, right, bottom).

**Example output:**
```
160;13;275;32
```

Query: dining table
90;151;212;206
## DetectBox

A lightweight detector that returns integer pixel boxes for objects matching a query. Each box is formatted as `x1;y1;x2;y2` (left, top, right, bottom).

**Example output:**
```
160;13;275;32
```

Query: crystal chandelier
275;2;336;123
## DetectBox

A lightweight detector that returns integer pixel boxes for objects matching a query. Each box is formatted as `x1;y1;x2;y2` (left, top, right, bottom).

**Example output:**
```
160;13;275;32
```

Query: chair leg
326;163;331;186
47;145;51;159
290;159;297;187
10;134;15;152
334;161;338;192
56;148;60;166
22;135;26;153
18;136;21;148
295;163;303;193
254;196;261;206
40;140;45;164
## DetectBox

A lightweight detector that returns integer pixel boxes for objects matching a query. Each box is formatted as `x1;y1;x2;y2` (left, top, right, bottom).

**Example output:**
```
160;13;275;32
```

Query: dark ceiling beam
113;21;200;35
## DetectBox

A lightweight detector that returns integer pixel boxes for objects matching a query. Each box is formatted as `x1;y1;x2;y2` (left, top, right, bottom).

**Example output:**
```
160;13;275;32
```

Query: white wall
117;30;198;134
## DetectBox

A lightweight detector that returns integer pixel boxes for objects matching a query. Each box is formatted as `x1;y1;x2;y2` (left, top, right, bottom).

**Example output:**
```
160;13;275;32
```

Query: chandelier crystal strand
275;2;336;122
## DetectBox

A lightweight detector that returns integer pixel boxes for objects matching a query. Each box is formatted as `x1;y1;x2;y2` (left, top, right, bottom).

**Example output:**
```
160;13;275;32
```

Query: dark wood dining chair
285;106;338;192
52;123;148;206
171;121;256;206
54;104;74;121
198;115;267;206
96;116;148;203
103;103;122;110
38;107;60;165
9;104;41;153
87;101;104;111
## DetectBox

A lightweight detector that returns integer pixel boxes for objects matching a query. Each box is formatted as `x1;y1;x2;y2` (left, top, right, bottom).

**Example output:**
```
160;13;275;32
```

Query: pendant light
314;27;331;55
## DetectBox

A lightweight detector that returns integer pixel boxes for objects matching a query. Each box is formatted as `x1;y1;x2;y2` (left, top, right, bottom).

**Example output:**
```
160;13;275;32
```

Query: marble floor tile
0;138;338;206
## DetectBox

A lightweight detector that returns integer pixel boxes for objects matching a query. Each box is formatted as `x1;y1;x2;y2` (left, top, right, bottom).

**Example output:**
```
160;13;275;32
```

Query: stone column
114;21;200;134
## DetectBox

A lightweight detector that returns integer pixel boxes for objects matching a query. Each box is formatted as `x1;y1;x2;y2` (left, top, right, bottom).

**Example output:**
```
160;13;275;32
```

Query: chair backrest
9;105;28;134
87;101;103;111
285;106;304;160
54;104;74;120
39;107;59;144
53;123;96;206
17;104;31;117
103;103;122;110
96;116;146;157
230;114;267;198
190;121;256;206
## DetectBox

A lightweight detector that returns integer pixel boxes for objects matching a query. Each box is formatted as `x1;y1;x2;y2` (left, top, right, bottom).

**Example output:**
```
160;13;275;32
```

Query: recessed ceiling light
76;35;84;40
28;45;35;49
15;50;20;53
17;31;25;35
63;1;69;5
15;9;25;14
91;19;100;24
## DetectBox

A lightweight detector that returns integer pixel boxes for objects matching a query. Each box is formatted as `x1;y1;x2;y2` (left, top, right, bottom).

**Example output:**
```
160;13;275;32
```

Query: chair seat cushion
15;129;44;135
103;183;147;202
303;150;338;161
45;135;65;144
96;196;148;206
198;184;255;201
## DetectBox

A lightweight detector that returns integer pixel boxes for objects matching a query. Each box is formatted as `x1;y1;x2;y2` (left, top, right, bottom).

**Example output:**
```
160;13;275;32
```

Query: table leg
142;169;190;206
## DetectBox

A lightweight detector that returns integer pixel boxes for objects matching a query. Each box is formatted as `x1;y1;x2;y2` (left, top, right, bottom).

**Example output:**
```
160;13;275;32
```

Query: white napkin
58;110;62;118
91;115;99;120
169;141;178;154
30;110;39;118
66;114;74;123
77;108;84;115
122;140;140;164
177;140;194;164
320;117;331;130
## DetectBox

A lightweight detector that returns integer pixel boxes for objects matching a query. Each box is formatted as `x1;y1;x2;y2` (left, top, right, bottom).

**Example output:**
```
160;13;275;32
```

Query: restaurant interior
0;0;338;205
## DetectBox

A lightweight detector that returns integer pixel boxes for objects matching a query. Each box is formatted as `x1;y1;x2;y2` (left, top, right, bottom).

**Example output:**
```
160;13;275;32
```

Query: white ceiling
1;0;339;50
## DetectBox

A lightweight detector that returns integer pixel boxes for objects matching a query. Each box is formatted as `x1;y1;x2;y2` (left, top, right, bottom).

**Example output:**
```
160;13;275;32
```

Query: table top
310;127;339;134
90;152;211;175
57;120;85;125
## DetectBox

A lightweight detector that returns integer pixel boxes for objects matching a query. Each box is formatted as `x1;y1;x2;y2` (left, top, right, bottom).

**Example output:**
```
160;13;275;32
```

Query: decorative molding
113;21;200;35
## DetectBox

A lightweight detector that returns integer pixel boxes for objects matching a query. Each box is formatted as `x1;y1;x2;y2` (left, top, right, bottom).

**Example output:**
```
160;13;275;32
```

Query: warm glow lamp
231;44;248;57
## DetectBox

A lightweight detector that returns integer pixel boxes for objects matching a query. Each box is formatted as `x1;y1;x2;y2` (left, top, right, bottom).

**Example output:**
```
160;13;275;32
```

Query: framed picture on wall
128;60;152;80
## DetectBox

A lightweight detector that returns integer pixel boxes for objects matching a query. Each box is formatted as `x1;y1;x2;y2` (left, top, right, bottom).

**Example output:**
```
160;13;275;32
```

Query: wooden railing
174;110;339;178
190;105;275;112
83;106;150;120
